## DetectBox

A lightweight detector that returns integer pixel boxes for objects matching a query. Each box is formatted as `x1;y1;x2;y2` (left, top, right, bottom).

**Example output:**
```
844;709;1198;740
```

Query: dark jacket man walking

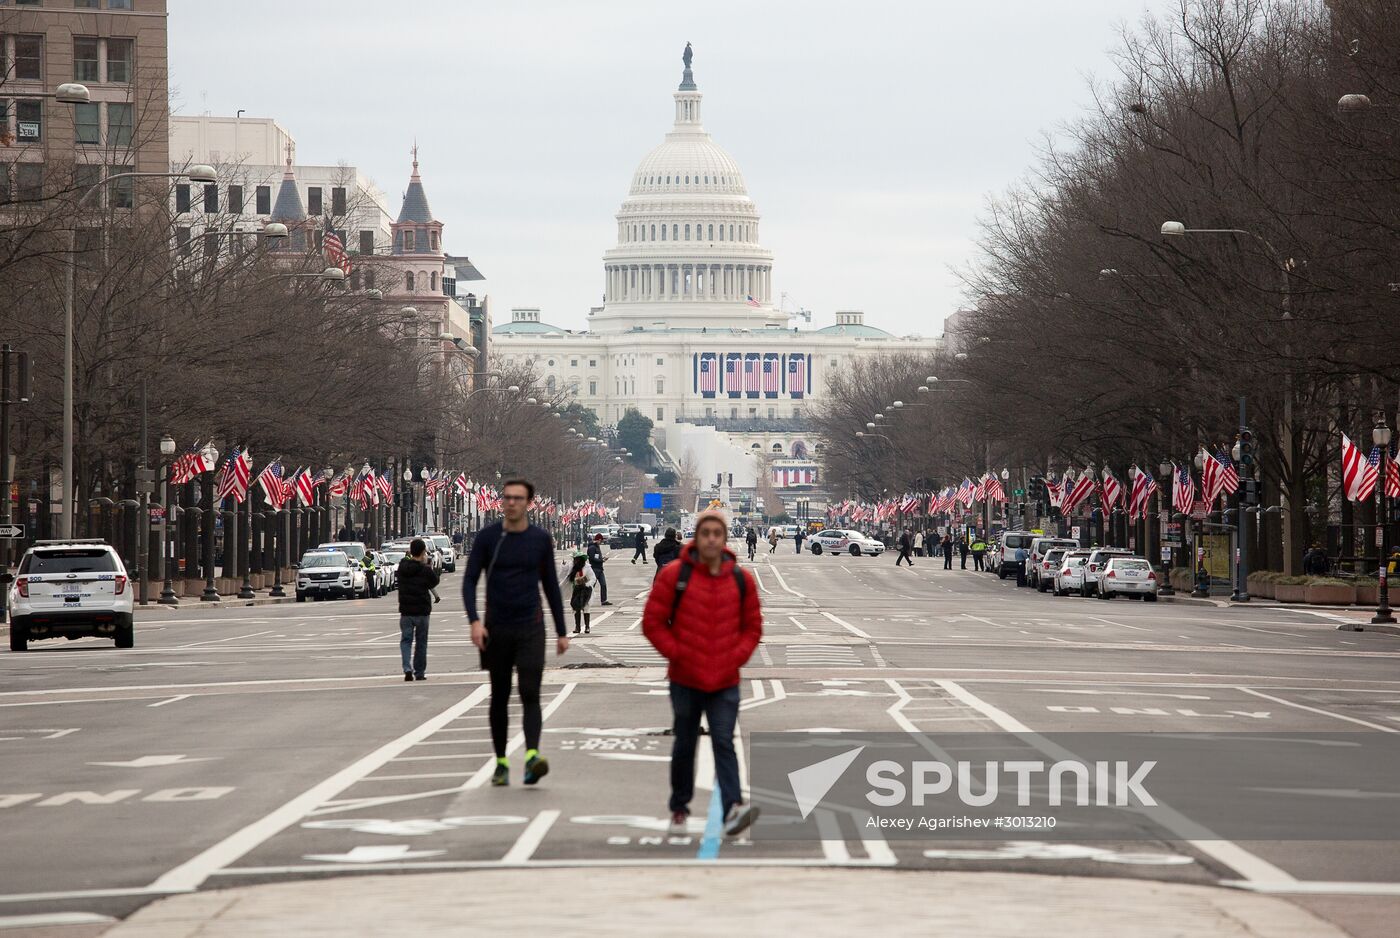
587;534;611;605
396;538;441;681
896;529;914;567
643;509;763;840
632;528;649;564
652;527;682;579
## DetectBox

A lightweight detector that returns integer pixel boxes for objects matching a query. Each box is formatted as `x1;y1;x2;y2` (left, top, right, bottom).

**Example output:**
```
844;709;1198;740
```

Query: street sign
1013;488;1025;497
1070;526;1081;539
1160;547;1172;562
0;523;23;538
1377;527;1385;548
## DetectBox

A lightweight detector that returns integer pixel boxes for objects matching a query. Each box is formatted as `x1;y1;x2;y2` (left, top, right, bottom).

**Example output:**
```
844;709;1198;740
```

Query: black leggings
483;627;545;757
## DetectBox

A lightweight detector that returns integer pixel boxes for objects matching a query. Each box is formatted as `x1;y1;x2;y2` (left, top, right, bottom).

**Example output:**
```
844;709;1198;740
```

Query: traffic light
1241;479;1259;506
1237;428;1254;468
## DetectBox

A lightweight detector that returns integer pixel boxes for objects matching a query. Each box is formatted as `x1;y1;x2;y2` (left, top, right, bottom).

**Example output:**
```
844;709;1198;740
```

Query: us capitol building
491;45;940;491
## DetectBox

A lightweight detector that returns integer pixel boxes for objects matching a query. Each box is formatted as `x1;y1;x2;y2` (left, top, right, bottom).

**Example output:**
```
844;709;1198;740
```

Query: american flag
1060;473;1096;516
1100;469;1123;513
1200;446;1227;508
323;221;351;274
327;466;353;497
1215;448;1239;496
899;493;919;513
293;467;316;506
1128;467;1156;520
788;356;806;399
1046;476;1064;509
745;295;760;308
376;471;393;503
215;447;252;504
744;355;761;397
762;354;780;397
724;354;740;397
1173;463;1195;516
983;473;1007;503
256;460;290;510
1389;447;1400;499
454;473;470;496
352;465;380;507
170;443;216;485
1342;434;1379;502
698;354;718;395
956;478;975;508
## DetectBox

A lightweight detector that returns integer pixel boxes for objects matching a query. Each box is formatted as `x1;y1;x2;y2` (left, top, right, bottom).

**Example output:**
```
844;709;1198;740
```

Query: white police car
7;539;134;651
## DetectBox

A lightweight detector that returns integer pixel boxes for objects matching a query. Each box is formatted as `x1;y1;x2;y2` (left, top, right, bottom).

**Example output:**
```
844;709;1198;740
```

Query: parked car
1082;548;1138;597
296;548;366;601
1098;556;1160;601
367;551;395;593
319;541;367;564
1027;537;1081;590
1053;550;1093;596
994;531;1037;579
984;535;1003;572
620;522;654;538
7;539;134;651
425;533;456;573
1035;548;1072;593
809;529;885;557
380;545;409;588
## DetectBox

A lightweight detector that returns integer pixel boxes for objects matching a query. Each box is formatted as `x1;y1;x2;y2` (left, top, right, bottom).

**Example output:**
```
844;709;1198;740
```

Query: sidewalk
98;868;1347;938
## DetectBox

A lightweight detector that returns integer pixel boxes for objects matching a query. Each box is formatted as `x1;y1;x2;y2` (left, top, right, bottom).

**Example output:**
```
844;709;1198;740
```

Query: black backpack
668;562;747;626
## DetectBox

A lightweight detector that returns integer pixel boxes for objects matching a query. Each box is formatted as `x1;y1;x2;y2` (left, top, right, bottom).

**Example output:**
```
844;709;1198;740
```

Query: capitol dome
592;45;781;334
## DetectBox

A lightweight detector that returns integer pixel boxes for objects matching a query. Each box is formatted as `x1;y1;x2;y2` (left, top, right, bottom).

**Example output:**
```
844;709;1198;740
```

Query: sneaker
584;626;590;634
524;753;550;785
668;810;689;836
723;803;759;837
491;762;509;787
403;672;414;682
573;627;581;634
414;674;425;681
601;601;612;606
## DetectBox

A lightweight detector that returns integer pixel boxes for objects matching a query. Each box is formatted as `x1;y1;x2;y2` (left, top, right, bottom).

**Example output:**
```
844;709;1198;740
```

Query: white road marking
0;912;117;928
178;630;276;648
462;684;577;790
788;616;808;631
147;695;191;708
500;809;560;863
147;683;490;892
820;612;871;640
1238;687;1399;733
934;678;1299;888
1088;615;1151;632
360;772;474;782
767;565;805;598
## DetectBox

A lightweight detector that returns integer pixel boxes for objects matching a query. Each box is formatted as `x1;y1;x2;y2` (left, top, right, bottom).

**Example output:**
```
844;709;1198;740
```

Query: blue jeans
399;614;429;676
669;682;741;816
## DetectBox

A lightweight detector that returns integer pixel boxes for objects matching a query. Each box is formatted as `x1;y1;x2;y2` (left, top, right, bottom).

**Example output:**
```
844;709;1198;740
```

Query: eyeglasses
500;495;528;502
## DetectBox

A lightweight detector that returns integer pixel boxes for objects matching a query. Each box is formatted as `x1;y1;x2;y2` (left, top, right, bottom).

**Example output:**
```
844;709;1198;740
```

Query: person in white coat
568;551;597;634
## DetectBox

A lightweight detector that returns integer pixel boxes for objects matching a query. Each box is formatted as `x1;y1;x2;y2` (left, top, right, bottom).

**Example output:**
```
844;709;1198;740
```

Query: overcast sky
168;0;1171;337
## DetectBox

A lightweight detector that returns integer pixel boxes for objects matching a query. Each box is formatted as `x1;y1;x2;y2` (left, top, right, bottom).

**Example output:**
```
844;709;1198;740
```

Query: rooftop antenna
779;291;812;323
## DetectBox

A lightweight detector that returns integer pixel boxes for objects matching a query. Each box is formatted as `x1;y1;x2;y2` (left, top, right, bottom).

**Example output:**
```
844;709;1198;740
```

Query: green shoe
491;762;510;787
524;753;550;786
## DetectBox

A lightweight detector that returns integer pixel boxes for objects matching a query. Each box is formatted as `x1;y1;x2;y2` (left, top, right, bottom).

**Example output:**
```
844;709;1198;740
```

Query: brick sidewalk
100;869;1347;938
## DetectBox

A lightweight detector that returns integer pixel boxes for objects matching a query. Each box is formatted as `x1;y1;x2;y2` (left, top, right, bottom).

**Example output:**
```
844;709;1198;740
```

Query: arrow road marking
88;755;217;768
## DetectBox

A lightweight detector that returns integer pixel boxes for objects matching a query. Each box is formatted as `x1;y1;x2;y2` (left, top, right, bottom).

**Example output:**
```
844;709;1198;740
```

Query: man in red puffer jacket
643;508;763;839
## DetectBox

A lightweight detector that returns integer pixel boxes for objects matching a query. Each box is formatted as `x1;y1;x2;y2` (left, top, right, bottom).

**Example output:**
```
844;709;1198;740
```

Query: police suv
7;539;134;650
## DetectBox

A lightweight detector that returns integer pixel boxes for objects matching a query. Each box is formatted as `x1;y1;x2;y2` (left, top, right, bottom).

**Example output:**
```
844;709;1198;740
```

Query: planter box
1304;584;1354;605
1355;584;1379;605
1247;576;1274;600
1275;584;1306;603
1170;569;1192;592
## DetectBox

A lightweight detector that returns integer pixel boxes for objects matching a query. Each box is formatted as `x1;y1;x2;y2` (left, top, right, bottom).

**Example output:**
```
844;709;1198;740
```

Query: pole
158;468;177;604
269;509;286;597
1375;430;1395;625
136;378;149;605
1157;476;1175;596
238;492;254;598
201;465;219;601
1231;396;1250;602
61;230;75;539
0;345;11;621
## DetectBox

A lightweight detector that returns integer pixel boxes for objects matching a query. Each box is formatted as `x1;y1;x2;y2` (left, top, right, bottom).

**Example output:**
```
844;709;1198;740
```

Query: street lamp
158;435;179;604
420;466;431;532
59;163;219;538
198;441;220;602
1373;420;1395;626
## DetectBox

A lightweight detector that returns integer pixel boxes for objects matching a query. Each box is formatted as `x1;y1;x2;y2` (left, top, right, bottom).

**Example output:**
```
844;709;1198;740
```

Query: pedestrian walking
652;526;682;577
631;527;649;564
463;478;569;788
642;508;763;839
942;533;953;569
794;527;805;554
895;528;914;567
971;538;986;572
745;526;758;561
588;533;611;605
396;537;440;681
768;528;779;553
567;551;595;634
958;537;969;569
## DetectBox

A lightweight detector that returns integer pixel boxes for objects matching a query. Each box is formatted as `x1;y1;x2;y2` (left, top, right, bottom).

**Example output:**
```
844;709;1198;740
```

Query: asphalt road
3;543;1399;936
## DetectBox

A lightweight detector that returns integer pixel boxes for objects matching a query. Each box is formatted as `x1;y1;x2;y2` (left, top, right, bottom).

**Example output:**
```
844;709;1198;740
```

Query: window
655;378;664;394
202;183;218;212
107;102;132;146
75;0;100;7
657;407;664;421
349;269;360;290
792;407;802;419
546;375;557;392
108;0;133;8
660;225;666;241
15;162;41;201
718;224;724;241
570;358;578;367
589;359;596;367
202;231;219;262
402;229;414;251
672;224;678;240
729;225;735;240
749;407;758;417
430;271;437;291
358;230;374;255
684;224;690;240
730;407;738;419
829;358;837;368
772;442;783;452
650;224;655;240
364;269;376;289
73;37;99;82
707;224;713;240
331;186;346;215
107;165;133;208
174;182;191;212
429;230;439;251
705;407;713;418
306;186;322;216
106;38;132;83
14;36;42;81
769;409;777;420
74;102;99;144
405;271;414;291
255;185;271;214
588;380;597;396
74;162;100;197
175;226;192;255
16;100;41;141
228;184;243;213
547;359;554;366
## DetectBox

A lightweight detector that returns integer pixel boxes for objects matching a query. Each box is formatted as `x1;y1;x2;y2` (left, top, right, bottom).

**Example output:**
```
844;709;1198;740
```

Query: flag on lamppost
255;460;289;510
1341;434;1380;501
216;447;252;504
1100;468;1123;514
1173;463;1195;516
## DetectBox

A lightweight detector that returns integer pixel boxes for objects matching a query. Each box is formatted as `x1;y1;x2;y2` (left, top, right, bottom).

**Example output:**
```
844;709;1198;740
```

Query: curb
136;595;297;615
